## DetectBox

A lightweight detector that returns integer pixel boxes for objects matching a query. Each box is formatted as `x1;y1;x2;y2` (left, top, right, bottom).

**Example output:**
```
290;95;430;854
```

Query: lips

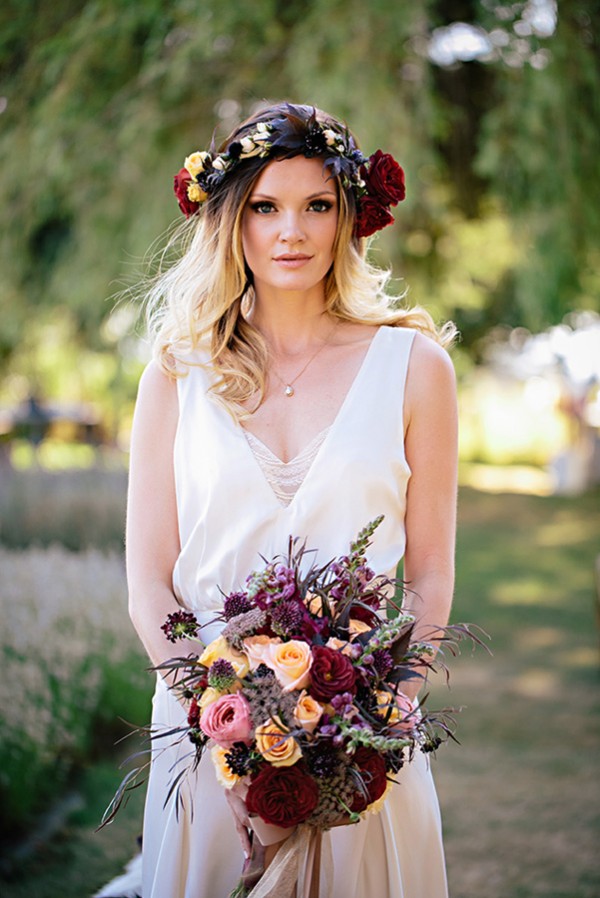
273;253;313;268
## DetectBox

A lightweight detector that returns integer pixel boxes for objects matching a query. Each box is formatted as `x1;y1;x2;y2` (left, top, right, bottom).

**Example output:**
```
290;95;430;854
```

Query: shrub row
0;545;152;836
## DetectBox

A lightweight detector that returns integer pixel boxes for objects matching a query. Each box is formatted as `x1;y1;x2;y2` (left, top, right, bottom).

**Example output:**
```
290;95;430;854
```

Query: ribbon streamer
245;825;333;898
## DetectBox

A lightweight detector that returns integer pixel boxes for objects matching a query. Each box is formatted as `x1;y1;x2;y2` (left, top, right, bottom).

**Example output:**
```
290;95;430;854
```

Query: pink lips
273;253;313;268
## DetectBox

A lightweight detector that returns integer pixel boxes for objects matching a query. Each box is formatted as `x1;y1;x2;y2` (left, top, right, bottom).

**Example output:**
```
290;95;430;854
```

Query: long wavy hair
146;102;456;418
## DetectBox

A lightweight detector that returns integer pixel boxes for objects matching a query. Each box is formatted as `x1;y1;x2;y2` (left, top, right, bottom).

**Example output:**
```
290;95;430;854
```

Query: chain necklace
269;320;339;397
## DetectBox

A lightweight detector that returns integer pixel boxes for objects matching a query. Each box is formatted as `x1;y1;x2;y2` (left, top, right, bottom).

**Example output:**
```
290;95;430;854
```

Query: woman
126;102;457;898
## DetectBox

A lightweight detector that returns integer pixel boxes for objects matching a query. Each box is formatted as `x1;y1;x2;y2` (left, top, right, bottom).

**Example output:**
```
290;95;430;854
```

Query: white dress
141;325;449;898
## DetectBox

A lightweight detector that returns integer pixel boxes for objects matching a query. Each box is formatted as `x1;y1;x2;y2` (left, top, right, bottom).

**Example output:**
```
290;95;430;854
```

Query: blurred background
0;1;598;896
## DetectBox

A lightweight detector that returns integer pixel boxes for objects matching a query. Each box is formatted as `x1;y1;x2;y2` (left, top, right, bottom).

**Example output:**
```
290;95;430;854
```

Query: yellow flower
376;690;415;732
199;635;249;678
255;717;302;767
184;151;210;177
199;686;222;710
293;691;323;734
186;182;208;204
211;744;242;789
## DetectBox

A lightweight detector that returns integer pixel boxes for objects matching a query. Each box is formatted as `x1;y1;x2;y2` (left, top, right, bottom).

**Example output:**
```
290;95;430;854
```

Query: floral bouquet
103;517;484;897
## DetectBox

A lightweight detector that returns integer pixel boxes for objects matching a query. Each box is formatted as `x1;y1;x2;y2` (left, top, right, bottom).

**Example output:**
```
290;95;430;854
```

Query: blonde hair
146;104;456;419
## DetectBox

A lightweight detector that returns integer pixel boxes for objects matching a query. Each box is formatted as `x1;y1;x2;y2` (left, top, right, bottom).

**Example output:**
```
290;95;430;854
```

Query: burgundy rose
349;747;388;812
355;197;395;239
173;167;200;218
364;150;406;205
308;645;357;702
246;763;319;827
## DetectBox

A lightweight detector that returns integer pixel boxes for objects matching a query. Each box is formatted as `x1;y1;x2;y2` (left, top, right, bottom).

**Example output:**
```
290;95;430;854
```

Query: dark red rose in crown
355;196;395;239
349;746;389;812
173;167;200;218
364;150;406;205
246;763;320;827
308;645;357;702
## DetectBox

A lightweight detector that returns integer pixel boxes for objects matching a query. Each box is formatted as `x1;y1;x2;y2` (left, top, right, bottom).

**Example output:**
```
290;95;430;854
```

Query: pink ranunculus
199;693;253;747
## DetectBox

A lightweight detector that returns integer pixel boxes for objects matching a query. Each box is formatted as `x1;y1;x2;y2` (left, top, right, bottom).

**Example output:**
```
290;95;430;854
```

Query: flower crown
173;108;406;238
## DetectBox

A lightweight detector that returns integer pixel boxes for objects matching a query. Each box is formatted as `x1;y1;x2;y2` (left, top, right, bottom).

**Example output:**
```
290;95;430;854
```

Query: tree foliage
0;0;598;394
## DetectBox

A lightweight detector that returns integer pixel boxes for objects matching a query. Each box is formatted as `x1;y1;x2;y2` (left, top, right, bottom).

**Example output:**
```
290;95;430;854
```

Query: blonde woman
126;103;457;898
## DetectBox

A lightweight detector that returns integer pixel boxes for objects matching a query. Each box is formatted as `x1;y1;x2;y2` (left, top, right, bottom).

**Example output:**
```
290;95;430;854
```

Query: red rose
246;763;319;827
355;197;395;239
364;150;406;205
349;747;388;812
308;645;357;702
173;167;200;218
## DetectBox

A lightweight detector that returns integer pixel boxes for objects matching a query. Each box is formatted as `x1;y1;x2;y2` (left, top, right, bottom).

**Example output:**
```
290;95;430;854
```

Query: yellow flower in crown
187;182;208;204
199;634;250;678
184;151;211;177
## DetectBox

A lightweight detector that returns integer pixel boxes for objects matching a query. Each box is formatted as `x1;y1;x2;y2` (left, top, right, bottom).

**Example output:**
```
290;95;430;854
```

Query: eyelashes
249;199;335;214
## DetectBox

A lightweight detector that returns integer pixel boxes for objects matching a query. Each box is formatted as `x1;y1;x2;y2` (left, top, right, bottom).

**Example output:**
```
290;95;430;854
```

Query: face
241;155;338;299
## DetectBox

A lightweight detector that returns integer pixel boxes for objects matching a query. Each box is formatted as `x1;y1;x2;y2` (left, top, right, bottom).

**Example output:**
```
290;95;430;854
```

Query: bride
123;102;457;898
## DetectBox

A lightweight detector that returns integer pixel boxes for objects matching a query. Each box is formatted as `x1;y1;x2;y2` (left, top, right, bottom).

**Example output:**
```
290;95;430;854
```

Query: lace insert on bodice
243;427;330;506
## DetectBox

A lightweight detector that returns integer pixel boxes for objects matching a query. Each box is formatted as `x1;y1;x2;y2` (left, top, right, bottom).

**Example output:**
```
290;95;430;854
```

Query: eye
308;199;334;213
249;201;276;214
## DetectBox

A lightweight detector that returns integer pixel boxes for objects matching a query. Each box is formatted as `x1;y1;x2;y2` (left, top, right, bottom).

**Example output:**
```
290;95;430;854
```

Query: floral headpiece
173;107;406;238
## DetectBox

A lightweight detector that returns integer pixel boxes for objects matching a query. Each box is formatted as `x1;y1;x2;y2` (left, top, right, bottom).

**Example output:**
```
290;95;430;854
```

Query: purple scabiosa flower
207;658;237;691
372;648;394;679
161;610;200;643
223;591;253;620
270;599;304;638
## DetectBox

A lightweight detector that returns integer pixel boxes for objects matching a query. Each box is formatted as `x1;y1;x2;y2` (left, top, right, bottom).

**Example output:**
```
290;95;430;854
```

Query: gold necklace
270;320;338;397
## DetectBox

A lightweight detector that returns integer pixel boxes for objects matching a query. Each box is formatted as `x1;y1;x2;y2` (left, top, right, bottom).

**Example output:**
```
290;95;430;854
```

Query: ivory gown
141;325;449;898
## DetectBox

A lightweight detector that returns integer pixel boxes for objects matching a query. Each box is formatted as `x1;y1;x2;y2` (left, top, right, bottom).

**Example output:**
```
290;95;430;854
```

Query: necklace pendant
284;385;295;397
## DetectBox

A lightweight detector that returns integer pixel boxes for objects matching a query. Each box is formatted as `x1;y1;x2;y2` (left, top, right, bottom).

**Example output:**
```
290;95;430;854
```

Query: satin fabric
141;326;449;897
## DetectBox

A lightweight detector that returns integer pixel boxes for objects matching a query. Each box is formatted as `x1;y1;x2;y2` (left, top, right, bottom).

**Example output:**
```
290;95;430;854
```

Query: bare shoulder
405;331;456;418
133;360;179;436
137;360;178;405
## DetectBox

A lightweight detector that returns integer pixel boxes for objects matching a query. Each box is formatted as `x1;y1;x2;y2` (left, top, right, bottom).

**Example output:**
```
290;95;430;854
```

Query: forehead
250;155;335;196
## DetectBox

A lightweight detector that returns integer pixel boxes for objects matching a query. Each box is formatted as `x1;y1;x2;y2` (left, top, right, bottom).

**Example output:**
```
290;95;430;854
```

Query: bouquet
104;517;484;896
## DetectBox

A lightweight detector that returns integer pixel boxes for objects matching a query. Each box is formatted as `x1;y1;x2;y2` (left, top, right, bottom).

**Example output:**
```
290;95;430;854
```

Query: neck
249;286;333;356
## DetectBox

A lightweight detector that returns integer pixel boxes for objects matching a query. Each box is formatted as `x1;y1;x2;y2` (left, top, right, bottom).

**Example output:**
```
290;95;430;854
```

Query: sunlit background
0;2;598;897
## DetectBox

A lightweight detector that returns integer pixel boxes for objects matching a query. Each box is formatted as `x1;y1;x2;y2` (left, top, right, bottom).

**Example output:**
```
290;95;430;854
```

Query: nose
279;211;305;244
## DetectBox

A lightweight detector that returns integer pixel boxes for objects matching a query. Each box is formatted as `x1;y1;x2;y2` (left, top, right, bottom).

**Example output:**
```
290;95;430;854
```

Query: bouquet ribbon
245;825;332;898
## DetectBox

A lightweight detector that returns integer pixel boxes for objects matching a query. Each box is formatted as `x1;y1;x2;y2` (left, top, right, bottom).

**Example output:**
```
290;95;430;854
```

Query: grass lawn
1;485;599;897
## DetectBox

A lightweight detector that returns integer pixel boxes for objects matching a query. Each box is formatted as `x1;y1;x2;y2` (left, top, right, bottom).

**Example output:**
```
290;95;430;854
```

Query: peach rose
243;635;282;671
348;618;372;639
199;635;249;678
264;640;312;693
293;691;323;734
211;745;243;790
326;636;355;657
255;717;302;767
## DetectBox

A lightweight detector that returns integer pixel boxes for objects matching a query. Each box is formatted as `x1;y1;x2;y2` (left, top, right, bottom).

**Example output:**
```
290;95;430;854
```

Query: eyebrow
249;190;338;201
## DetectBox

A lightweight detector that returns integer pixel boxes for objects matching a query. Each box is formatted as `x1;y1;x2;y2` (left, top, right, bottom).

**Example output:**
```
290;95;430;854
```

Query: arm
402;332;458;696
126;361;188;671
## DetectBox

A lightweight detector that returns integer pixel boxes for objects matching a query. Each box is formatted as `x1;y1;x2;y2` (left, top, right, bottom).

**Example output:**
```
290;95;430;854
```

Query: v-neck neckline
235;326;384;509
